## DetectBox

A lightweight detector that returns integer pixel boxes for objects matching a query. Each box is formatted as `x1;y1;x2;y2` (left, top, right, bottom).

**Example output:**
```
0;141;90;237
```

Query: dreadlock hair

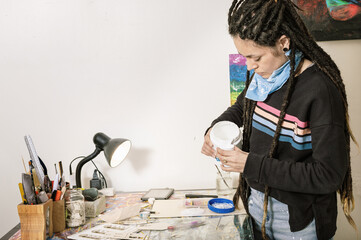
228;0;358;239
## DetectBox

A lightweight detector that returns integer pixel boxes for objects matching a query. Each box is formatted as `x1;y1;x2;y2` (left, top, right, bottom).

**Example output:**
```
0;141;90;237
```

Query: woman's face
232;36;289;79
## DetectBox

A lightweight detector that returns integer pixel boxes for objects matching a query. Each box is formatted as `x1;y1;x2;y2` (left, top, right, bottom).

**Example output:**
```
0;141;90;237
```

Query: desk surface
9;189;253;240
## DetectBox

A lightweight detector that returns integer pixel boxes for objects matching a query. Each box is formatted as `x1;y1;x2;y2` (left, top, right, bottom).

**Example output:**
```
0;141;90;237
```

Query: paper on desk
99;204;142;223
68;224;142;240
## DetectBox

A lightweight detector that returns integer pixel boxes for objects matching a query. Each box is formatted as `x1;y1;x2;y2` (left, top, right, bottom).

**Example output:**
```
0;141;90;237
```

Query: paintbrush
214;164;230;188
21;156;28;173
216;217;222;230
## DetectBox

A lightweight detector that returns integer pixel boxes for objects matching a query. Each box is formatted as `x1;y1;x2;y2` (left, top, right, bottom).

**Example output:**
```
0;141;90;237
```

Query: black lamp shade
104;138;132;167
75;132;131;188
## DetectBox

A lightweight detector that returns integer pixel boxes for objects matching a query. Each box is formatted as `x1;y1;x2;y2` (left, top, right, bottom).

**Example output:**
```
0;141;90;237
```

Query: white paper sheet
99;204;142;223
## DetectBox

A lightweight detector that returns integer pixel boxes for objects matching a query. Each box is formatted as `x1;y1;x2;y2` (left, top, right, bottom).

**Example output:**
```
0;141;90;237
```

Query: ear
278;35;290;51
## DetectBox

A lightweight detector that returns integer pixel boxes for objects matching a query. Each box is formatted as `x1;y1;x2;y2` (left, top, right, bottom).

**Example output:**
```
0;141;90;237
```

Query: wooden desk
8;189;253;240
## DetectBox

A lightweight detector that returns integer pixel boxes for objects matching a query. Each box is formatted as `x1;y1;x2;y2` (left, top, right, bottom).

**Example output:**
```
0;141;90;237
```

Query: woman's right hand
201;128;216;158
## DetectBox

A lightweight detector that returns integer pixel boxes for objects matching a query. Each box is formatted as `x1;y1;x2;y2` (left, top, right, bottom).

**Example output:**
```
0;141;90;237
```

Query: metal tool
214;164;230;189
24;135;45;190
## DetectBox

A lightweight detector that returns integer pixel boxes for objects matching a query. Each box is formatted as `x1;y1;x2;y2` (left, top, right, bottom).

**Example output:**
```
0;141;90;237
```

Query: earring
283;48;289;52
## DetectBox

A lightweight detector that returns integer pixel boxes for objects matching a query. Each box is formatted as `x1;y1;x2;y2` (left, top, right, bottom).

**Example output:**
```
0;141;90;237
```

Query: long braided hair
228;0;358;239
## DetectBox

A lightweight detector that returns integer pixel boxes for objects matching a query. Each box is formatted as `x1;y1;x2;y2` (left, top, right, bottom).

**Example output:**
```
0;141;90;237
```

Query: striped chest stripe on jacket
252;102;312;150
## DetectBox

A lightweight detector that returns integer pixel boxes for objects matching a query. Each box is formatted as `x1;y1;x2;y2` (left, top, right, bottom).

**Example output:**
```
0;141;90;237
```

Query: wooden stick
22;156;28;173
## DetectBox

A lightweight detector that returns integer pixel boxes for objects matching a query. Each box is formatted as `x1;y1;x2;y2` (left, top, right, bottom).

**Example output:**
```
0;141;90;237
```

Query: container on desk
65;189;86;227
17;199;53;240
216;171;233;196
52;199;66;232
85;195;106;218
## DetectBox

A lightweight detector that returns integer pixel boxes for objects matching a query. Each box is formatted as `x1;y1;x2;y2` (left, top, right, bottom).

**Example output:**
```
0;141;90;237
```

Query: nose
246;61;257;71
247;60;257;71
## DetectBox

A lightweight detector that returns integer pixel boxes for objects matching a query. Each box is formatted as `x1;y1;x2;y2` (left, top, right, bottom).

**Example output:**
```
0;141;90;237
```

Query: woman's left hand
215;146;248;173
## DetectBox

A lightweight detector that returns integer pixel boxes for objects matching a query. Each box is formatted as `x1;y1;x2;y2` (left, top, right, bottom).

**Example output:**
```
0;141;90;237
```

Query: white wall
319;40;361;240
0;0;360;238
0;0;234;236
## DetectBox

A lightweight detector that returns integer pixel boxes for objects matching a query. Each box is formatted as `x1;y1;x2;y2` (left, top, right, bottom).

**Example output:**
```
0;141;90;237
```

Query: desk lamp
75;132;131;188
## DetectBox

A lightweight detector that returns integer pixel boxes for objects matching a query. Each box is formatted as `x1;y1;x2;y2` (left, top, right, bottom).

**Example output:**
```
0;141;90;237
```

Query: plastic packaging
64;189;86;227
167;220;205;231
140;211;150;219
184;198;209;208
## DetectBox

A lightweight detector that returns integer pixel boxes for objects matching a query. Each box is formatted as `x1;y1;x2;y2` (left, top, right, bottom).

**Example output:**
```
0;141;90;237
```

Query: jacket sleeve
243;75;349;194
209;89;246;130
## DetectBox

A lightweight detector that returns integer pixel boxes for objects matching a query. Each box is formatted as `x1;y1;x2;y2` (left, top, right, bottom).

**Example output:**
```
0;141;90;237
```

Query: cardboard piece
17;199;53;240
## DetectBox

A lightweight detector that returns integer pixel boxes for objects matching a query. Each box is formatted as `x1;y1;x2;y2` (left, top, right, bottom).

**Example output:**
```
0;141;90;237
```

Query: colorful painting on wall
293;0;361;41
229;54;247;105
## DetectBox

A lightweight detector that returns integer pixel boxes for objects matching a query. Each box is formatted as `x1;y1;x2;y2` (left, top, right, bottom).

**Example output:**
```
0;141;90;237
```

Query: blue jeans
248;188;321;240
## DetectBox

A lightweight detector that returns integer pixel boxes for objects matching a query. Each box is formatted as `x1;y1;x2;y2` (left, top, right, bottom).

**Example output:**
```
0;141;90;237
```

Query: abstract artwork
294;0;361;41
229;54;248;105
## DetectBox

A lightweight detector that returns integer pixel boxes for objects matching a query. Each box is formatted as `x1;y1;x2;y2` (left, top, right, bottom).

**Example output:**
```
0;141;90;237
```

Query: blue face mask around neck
245;50;303;102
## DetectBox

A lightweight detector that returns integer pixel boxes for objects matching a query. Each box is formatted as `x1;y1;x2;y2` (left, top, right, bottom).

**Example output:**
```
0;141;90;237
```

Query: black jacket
210;65;347;240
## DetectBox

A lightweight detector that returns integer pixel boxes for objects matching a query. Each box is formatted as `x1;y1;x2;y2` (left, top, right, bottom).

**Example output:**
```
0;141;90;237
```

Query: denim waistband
249;187;289;214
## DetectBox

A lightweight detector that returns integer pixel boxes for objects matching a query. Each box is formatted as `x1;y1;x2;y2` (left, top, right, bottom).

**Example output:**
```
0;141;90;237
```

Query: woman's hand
202;128;248;173
216;147;248;173
201;128;216;158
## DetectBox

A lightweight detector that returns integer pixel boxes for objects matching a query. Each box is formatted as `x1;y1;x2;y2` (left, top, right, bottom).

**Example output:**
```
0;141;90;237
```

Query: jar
64;189;86;227
216;171;233;196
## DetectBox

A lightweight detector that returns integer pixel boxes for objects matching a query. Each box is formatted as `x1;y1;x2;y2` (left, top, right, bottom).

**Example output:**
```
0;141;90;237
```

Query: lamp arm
69;156;86;176
75;147;102;188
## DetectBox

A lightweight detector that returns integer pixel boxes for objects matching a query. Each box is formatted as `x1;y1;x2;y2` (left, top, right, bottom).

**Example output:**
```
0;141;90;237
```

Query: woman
201;0;357;239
